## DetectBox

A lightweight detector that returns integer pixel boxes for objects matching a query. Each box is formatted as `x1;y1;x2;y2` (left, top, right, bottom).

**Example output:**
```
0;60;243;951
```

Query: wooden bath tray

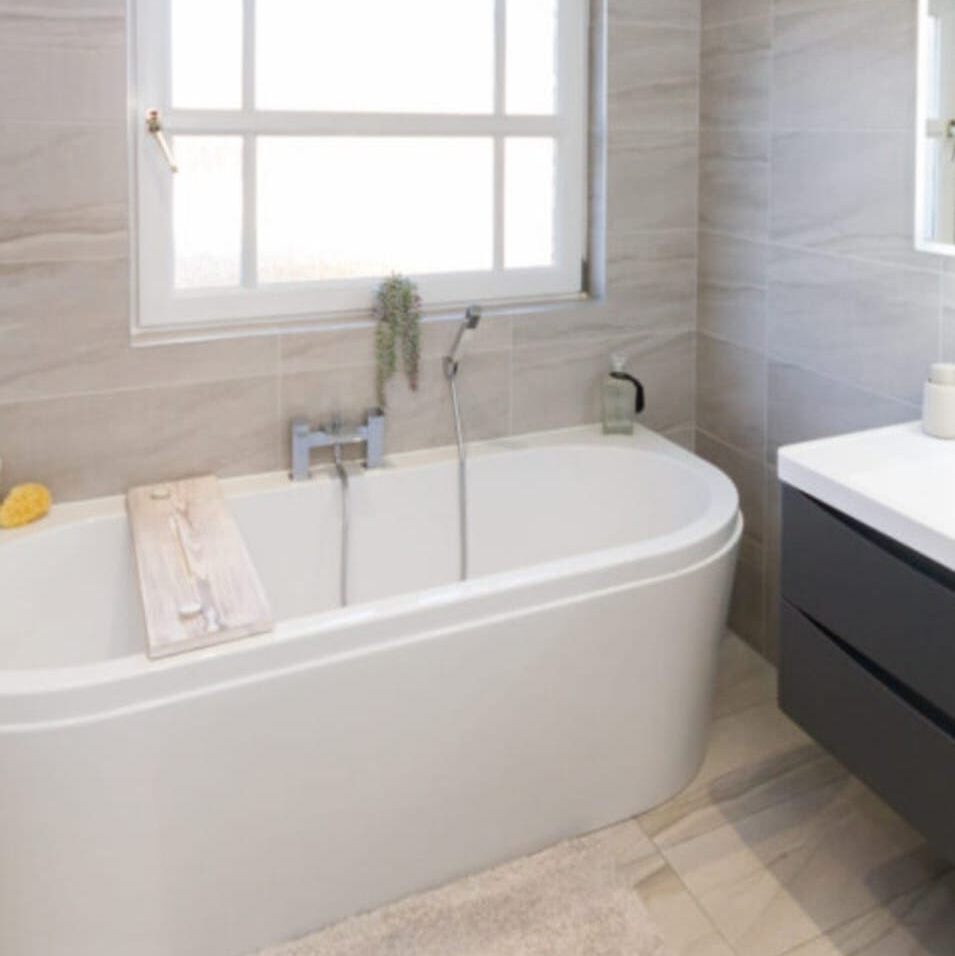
127;475;273;659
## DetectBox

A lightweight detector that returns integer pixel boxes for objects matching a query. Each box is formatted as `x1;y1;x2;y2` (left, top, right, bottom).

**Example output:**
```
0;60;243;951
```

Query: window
131;1;590;333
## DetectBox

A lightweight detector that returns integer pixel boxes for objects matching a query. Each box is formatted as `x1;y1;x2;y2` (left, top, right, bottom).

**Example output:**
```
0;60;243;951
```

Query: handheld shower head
444;306;482;378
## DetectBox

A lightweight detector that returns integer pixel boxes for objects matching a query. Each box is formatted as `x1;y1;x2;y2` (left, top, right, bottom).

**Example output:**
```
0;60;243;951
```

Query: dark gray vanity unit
777;425;955;862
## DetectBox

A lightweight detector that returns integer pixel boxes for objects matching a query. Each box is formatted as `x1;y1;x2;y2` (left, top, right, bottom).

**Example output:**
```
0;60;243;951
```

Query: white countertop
778;422;955;572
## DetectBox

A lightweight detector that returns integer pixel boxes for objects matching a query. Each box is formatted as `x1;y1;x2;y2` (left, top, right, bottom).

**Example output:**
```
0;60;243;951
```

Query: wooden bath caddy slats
127;475;273;659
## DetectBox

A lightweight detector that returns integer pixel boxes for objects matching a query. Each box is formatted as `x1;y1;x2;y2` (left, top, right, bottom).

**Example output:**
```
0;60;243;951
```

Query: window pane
174;137;243;289
258;138;493;282
506;0;558;115
257;0;494;113
505;138;556;268
171;0;243;110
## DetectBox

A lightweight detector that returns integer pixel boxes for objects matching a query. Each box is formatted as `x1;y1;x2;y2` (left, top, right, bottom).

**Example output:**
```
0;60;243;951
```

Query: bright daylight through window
132;0;589;332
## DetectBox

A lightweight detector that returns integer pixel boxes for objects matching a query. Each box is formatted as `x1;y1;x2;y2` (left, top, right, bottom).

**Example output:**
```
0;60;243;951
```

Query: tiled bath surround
0;0;699;501
696;0;942;660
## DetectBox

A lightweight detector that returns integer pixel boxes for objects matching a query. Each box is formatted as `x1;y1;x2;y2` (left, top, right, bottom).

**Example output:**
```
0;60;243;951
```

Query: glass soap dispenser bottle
602;354;646;435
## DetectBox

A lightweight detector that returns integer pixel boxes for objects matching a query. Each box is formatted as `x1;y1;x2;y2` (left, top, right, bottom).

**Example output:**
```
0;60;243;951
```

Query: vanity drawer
780;602;955;861
782;487;955;720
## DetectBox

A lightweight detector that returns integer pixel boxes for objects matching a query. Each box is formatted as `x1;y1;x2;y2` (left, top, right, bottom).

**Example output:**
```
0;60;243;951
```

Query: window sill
129;290;595;348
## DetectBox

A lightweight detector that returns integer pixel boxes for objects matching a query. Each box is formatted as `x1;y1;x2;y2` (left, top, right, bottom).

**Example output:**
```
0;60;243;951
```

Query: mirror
917;0;955;251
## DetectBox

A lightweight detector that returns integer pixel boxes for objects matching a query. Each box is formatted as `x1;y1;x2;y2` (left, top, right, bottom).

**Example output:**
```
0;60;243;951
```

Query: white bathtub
0;425;740;956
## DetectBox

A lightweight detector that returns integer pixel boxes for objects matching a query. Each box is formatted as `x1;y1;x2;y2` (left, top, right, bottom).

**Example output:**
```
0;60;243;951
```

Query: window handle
146;109;179;173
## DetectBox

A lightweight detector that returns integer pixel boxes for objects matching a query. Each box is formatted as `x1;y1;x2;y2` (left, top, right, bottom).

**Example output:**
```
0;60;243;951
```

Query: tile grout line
699;228;944;280
762;0;778;658
632;641;782;955
636;813;743;956
771;865;955;956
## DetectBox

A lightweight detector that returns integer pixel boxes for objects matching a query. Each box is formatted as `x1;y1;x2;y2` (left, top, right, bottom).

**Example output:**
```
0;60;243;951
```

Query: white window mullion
241;0;258;289
166;111;561;137
554;0;588;275
493;0;507;271
242;135;257;290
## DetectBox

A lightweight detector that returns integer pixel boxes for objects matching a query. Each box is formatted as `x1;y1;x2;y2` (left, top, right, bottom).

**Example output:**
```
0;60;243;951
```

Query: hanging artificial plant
374;274;421;408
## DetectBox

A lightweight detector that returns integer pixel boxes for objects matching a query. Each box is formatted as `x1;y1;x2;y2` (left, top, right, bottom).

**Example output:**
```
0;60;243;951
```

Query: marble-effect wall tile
512;331;694;436
698;0;943;658
0;377;282;499
698;232;768;350
608;22;700;132
700;17;772;129
773;0;917;131
616;0;701;26
696;430;765;542
702;0;771;29
699;129;770;240
767;362;919;464
0;0;702;502
697;334;766;456
770;130;926;270
767;247;941;405
0;123;127;264
607;130;700;233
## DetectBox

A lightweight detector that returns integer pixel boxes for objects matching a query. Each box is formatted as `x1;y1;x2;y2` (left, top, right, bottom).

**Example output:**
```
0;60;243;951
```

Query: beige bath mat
260;821;668;956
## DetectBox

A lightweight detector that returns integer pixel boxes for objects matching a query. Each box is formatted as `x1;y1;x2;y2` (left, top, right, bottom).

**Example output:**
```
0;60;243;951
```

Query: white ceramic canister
923;363;955;439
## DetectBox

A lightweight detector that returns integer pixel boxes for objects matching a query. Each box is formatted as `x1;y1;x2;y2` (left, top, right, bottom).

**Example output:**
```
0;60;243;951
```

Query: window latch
146;109;179;173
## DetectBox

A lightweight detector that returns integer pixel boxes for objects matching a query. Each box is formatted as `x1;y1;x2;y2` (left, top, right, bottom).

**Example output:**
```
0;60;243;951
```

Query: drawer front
782;486;955;720
780;601;955;862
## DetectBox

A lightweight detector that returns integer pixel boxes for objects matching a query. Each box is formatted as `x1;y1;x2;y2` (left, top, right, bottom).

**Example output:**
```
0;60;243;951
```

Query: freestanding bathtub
0;425;740;956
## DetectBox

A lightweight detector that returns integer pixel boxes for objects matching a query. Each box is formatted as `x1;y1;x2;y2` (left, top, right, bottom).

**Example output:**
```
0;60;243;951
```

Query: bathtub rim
0;425;741;716
0;515;742;732
0;424;731;550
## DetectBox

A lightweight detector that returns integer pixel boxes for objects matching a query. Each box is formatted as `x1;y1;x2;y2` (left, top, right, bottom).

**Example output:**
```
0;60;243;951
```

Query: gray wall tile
771;130;926;270
700;17;772;128
697;0;940;659
697;333;766;456
604;229;698;333
702;0;771;29
0;7;125;124
0;377;282;499
609;22;700;131
698;231;768;350
767;362;918;461
0;0;703;501
773;0;917;131
697;429;766;542
0;259;283;403
938;270;955;362
728;534;766;651
699;128;770;239
513;330;694;436
763;467;781;664
607;130;699;232
616;0;701;25
0;122;127;264
662;424;697;450
767;247;940;405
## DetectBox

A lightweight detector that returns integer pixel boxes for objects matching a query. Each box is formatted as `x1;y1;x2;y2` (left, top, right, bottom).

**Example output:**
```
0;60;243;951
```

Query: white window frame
130;0;590;335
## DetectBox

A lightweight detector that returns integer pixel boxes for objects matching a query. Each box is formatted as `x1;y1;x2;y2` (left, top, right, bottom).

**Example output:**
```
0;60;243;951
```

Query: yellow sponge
0;483;52;529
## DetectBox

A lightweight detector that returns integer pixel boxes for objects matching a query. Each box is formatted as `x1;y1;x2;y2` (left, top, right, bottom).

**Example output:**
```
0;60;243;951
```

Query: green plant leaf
374;274;421;406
